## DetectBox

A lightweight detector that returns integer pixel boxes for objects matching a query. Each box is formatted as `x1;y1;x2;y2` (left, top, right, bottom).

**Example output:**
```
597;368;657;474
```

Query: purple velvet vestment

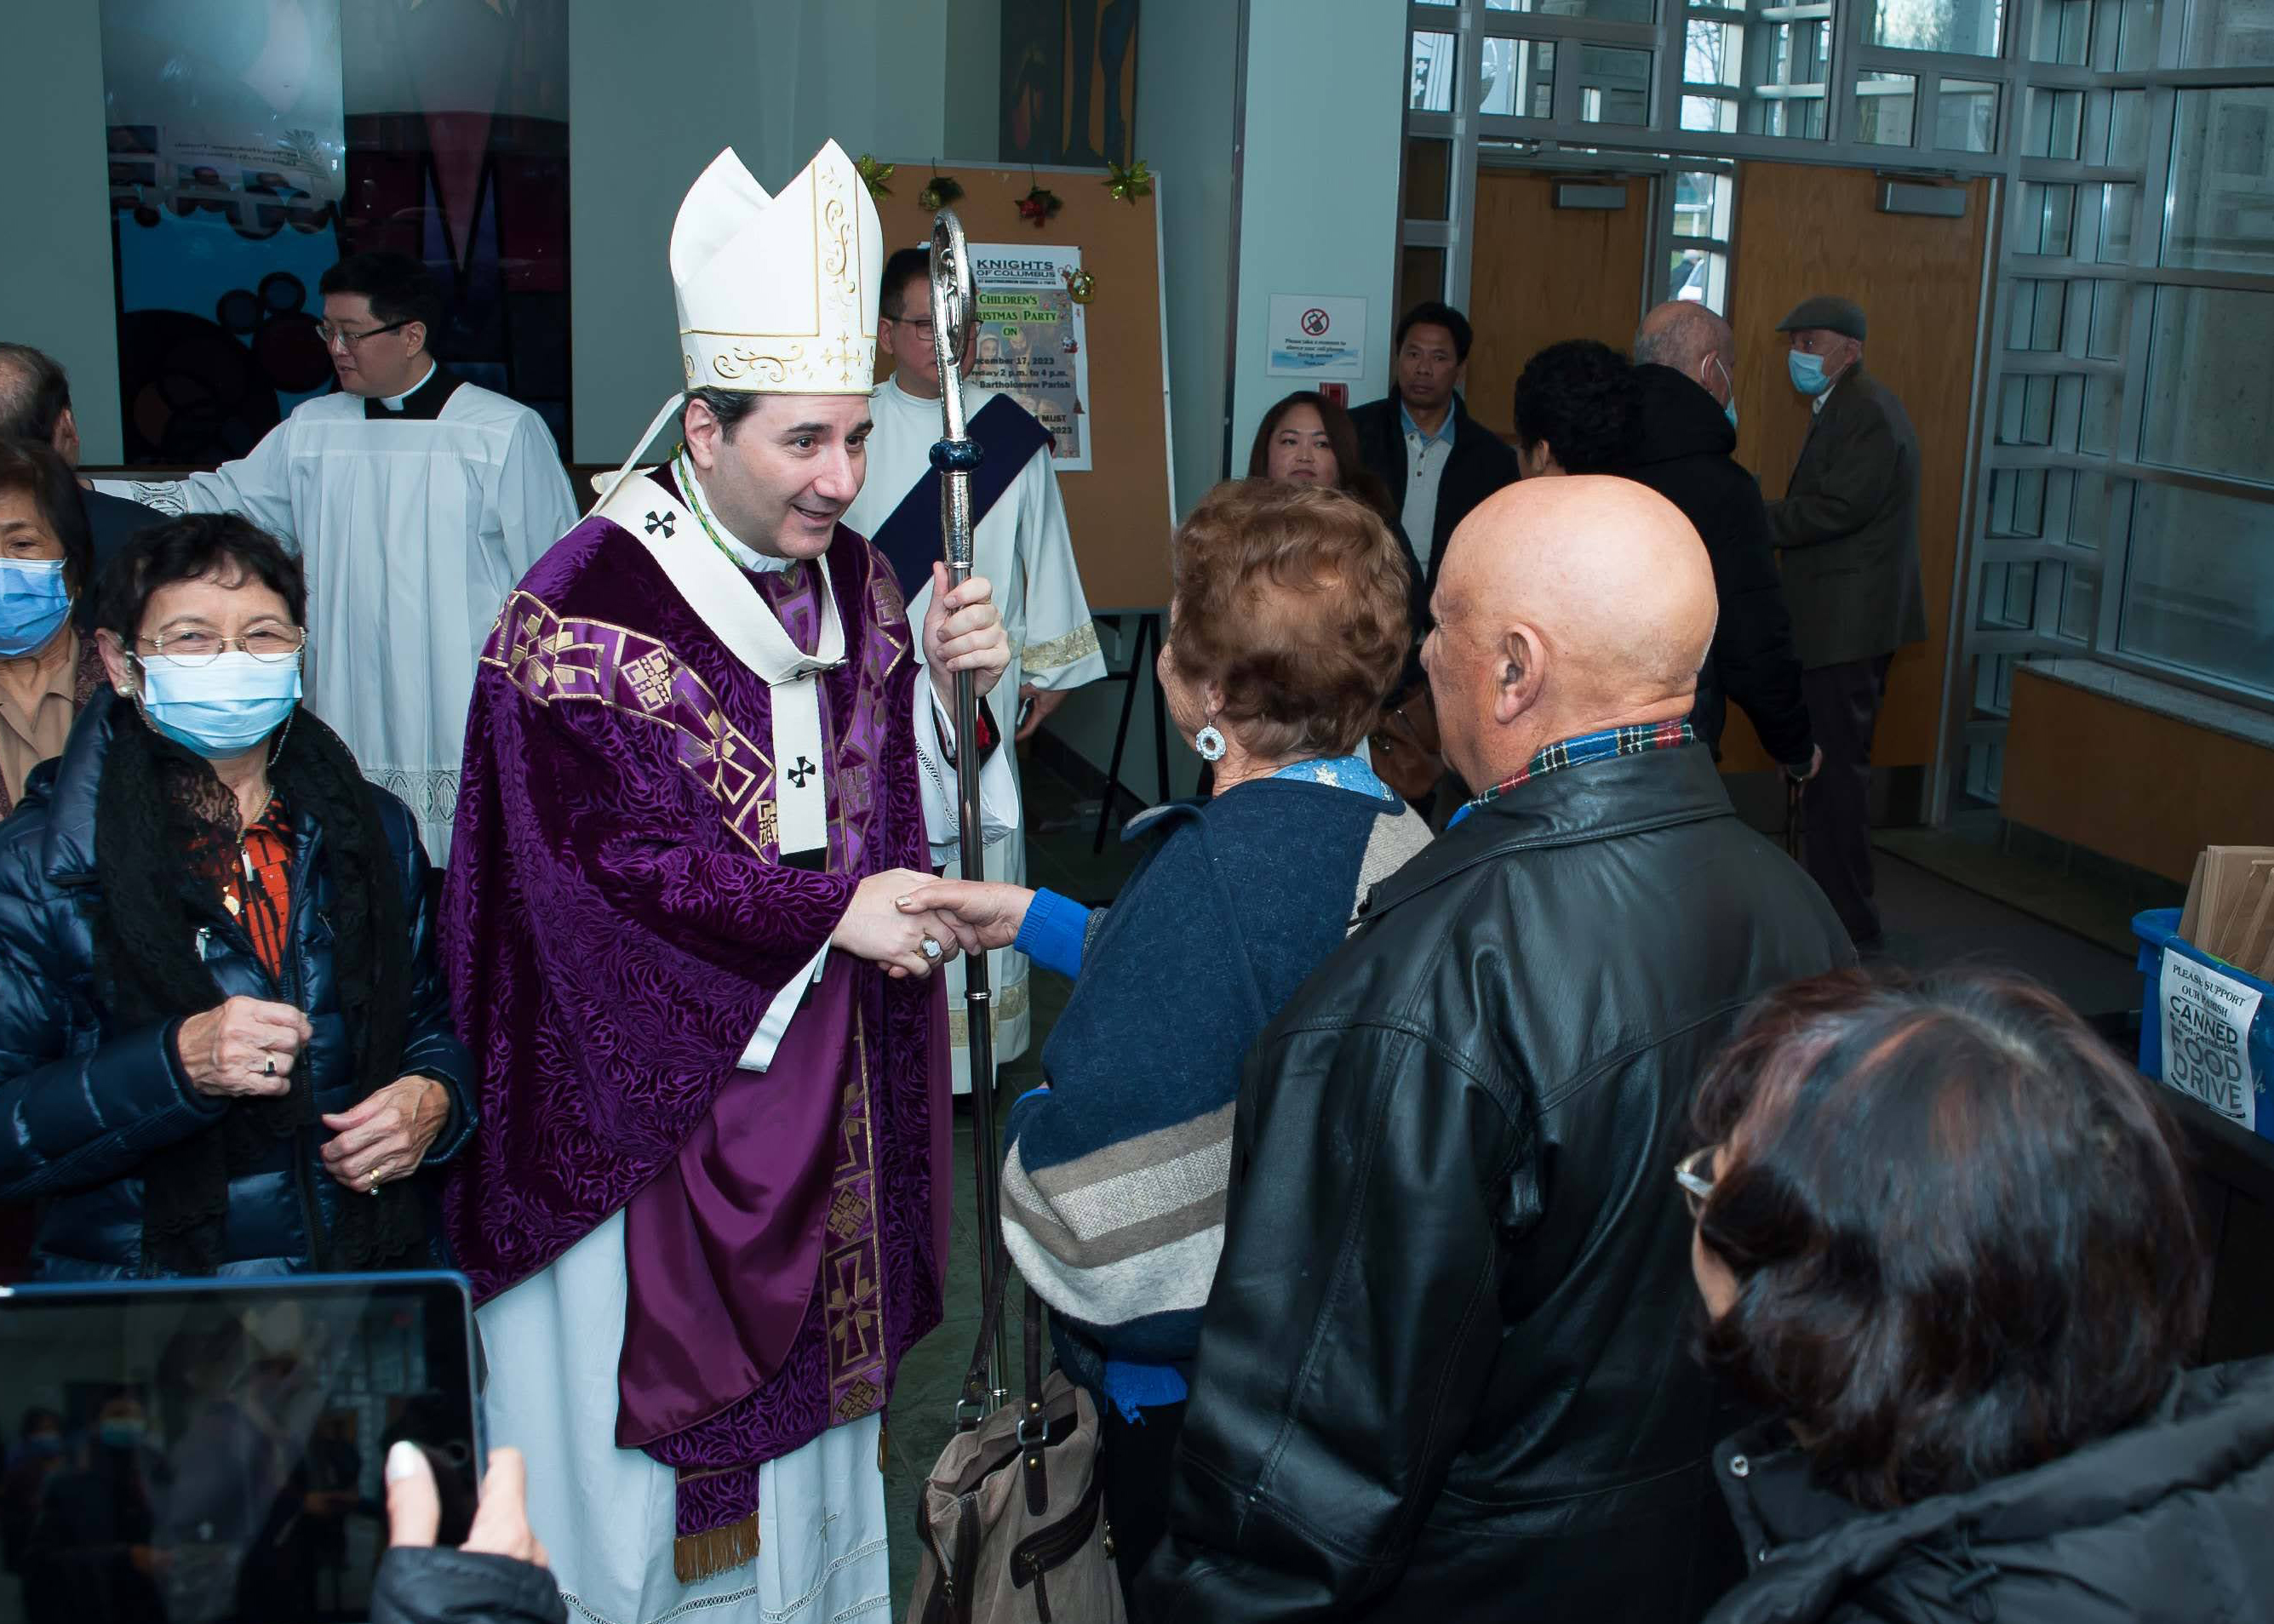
442;466;949;1546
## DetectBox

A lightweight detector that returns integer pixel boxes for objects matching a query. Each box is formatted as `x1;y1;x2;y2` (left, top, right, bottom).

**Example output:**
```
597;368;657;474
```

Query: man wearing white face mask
1621;300;1816;777
1766;295;1925;951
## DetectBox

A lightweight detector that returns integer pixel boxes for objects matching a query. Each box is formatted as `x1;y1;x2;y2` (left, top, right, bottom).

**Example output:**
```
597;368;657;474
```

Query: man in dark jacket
1622;301;1816;772
1138;477;1852;1622
0;346;163;624
1348;301;1522;603
1768;296;1926;949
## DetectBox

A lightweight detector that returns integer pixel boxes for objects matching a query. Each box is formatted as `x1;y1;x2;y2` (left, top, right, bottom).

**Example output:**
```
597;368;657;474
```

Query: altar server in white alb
845;245;1105;1088
101;251;578;859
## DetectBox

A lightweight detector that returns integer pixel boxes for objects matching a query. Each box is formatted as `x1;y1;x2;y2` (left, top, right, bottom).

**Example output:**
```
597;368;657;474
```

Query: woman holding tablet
0;513;475;1278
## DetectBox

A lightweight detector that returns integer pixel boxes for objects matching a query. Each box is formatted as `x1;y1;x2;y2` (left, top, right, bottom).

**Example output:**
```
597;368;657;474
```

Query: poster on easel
966;243;1091;471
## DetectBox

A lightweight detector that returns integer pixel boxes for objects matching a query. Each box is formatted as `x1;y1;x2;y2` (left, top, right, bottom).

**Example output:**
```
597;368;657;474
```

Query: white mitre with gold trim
672;140;882;396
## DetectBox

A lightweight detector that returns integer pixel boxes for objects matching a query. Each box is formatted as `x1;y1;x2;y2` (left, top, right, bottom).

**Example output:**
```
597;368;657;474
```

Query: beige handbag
906;1252;1126;1624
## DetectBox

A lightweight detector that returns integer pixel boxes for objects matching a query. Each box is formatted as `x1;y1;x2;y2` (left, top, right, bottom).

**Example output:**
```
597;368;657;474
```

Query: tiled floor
881;756;2151;1615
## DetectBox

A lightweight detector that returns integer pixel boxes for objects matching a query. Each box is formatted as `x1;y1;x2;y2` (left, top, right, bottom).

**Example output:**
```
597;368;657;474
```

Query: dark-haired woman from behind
0;512;475;1278
1682;969;2274;1623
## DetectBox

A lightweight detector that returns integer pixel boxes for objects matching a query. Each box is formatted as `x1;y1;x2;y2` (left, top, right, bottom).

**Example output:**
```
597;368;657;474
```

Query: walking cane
1784;772;1805;861
927;209;1010;1405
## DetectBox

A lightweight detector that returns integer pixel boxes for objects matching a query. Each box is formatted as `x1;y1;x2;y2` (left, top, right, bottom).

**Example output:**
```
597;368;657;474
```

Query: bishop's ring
921;936;943;962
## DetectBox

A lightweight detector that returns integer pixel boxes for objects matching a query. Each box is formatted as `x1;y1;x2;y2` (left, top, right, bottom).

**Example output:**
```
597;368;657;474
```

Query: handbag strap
954;1241;1054;1511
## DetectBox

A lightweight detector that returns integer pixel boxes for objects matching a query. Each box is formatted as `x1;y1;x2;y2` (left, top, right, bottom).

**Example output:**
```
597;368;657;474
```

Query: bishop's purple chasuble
442;463;949;1567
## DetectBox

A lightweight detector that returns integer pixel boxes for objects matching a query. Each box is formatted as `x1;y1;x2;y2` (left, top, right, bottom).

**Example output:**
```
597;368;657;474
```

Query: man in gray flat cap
1768;294;1925;952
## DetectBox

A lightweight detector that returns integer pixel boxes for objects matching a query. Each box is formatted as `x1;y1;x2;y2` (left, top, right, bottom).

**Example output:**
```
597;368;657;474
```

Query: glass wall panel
2024;87;2084;159
2087;278;2128;357
1488;0;1656;18
1405;137;1453;220
1935;78;2000;152
2097;183;2137;261
2008;278;2070;349
1412;31;1460;112
1867;0;2005;54
1482;36;1559;116
1578;45;1655;123
2139;285;2274;486
2119;483;2274;695
1858;71;1919;145
2164;88;2274;273
2105;88;2151;166
1400;244;1449;311
2182;0;2274;66
2060;566;2102;639
1673;169;1736;237
2017;181;2076;254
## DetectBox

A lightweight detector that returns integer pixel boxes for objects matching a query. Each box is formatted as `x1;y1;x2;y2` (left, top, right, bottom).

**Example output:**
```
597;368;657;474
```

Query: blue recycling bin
2133;907;2274;1146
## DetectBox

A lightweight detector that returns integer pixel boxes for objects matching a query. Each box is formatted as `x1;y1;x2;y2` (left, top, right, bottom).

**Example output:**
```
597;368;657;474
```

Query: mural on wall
1000;0;1139;169
100;0;569;466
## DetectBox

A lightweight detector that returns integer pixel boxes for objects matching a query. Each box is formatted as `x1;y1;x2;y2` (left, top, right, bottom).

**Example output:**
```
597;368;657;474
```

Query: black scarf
91;701;424;1275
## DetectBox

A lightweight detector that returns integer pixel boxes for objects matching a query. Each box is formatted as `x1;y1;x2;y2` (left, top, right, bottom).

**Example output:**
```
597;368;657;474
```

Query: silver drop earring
1194;724;1227;762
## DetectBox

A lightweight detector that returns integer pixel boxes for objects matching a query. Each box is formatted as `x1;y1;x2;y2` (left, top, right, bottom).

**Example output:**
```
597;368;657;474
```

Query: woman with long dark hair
1683;969;2274;1621
0;512;474;1278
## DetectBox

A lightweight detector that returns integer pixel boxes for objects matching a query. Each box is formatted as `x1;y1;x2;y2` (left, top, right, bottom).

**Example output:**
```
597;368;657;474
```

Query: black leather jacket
1137;743;1853;1622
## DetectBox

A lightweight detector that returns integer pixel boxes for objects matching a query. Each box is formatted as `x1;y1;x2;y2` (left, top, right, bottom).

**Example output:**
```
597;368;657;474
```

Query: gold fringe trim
674;1513;760;1585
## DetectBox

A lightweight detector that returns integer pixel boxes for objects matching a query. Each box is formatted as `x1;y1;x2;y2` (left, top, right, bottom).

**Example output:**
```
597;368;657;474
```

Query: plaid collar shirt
1448;718;1698;829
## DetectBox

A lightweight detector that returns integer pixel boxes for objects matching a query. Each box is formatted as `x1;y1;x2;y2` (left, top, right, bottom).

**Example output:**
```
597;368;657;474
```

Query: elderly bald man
1139;477;1853;1624
1621;302;1815;776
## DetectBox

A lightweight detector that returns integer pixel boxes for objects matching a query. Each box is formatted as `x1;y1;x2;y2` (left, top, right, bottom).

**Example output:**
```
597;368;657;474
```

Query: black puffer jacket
1615;364;1813;766
0;690;475;1277
372;1548;567;1624
1137;742;1853;1622
1705;1358;2274;1622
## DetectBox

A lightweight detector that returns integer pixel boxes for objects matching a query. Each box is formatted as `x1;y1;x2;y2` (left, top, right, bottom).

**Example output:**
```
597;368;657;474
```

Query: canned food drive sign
2161;952;2263;1131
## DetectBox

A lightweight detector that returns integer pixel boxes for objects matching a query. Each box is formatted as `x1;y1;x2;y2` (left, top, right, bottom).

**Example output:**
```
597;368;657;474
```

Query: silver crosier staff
926;208;1010;1404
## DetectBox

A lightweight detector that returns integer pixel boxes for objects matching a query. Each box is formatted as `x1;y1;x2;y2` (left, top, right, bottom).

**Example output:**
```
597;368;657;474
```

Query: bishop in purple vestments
439;140;1016;1624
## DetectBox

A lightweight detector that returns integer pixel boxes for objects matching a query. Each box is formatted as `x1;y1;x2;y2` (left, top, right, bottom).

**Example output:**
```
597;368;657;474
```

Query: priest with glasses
100;251;579;860
444;140;1017;1624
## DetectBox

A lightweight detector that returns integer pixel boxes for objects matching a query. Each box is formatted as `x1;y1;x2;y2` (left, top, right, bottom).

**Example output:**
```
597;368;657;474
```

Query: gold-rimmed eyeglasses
1675;1145;1718;1219
137;626;306;669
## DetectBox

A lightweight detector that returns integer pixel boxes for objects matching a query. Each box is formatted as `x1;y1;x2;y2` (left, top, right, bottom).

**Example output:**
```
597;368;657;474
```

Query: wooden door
1717;162;1990;775
1464;172;1651;437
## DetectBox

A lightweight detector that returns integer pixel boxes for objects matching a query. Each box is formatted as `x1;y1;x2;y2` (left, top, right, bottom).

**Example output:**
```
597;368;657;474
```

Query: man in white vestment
100;251;579;859
444;140;1017;1624
844;247;1105;1089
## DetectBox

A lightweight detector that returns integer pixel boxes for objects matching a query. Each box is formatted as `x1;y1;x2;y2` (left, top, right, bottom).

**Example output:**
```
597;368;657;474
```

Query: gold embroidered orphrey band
1022;620;1103;676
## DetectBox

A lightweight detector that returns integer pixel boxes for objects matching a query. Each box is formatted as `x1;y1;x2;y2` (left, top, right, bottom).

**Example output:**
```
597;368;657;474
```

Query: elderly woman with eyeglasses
0;513;475;1279
1680;969;2274;1623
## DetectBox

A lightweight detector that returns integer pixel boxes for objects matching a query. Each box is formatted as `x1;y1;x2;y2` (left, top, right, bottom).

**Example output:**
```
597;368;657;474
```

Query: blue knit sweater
1002;762;1429;1417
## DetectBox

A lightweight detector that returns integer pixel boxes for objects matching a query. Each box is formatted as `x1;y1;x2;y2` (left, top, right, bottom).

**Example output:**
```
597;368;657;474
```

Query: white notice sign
1267;294;1369;379
2160;952;2263;1131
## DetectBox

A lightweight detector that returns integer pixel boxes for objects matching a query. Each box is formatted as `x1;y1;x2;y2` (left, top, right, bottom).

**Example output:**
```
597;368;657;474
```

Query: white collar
676;453;798;574
380;360;438;412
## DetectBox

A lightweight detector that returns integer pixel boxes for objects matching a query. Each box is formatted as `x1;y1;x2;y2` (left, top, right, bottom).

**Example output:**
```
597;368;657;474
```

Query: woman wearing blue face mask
0;512;478;1280
0;440;105;820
